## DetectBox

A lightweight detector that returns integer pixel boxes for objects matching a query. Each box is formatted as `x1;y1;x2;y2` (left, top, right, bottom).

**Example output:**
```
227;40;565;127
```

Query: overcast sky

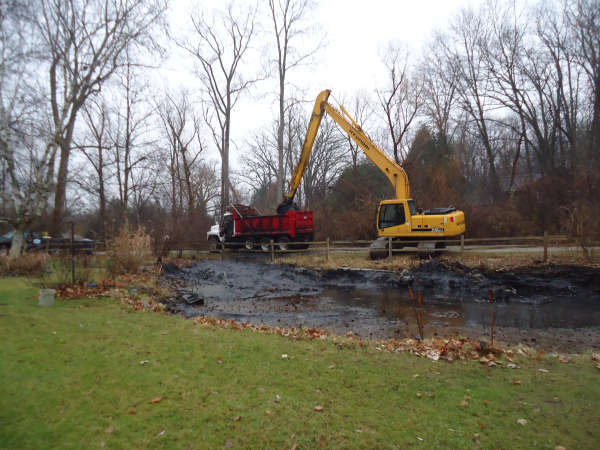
164;0;474;169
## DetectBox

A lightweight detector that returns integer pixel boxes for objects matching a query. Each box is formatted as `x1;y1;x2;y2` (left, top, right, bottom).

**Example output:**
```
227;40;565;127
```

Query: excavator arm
278;90;409;213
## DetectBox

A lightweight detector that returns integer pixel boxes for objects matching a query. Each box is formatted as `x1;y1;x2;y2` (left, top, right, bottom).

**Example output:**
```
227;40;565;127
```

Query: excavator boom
280;90;409;210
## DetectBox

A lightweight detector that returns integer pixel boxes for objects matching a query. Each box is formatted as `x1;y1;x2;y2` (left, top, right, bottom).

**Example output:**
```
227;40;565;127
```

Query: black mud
159;260;600;352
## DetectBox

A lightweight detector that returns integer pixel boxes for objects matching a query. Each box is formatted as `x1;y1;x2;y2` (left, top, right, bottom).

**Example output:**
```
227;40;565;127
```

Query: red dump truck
207;205;314;251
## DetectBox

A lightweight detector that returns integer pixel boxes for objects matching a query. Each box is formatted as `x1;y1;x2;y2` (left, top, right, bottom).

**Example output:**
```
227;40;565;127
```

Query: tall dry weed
107;224;151;275
0;253;49;275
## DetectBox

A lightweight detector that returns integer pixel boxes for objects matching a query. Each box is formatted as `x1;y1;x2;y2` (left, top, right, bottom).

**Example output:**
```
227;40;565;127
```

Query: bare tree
419;39;458;154
376;40;422;166
266;0;325;202
37;0;168;232
565;0;600;161
339;89;376;174
156;88;208;223
0;0;50;257
185;1;261;214
437;7;501;195
110;56;157;222
75;99;112;240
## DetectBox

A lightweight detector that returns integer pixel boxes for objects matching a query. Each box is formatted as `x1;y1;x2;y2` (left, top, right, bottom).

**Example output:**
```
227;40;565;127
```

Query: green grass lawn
1;277;599;449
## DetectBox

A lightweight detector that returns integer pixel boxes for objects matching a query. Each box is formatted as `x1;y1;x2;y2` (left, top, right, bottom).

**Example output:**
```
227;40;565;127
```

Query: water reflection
321;287;600;329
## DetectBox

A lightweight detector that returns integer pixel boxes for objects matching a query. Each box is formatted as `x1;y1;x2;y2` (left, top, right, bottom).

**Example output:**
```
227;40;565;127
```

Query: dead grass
278;248;600;272
277;252;421;271
107;224;151;275
442;250;600;271
0;253;49;275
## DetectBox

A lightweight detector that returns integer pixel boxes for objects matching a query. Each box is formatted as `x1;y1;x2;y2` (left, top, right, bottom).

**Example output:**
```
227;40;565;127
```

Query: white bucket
39;289;56;307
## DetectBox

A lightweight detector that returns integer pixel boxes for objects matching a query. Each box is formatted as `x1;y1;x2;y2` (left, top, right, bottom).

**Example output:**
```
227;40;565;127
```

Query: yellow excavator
276;89;466;259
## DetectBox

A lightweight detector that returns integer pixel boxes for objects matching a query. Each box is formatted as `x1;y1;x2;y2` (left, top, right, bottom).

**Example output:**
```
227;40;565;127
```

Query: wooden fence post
270;240;275;263
543;231;548;263
326;237;330;262
461;235;465;262
388;236;392;259
221;241;225;261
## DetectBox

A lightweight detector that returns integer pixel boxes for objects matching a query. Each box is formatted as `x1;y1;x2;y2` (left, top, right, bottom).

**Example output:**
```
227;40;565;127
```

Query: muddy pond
160;260;600;352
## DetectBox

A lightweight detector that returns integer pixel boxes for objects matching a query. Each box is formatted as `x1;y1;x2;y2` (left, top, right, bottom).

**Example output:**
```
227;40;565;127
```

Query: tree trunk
51;139;71;233
591;74;600;162
277;78;285;202
9;228;25;259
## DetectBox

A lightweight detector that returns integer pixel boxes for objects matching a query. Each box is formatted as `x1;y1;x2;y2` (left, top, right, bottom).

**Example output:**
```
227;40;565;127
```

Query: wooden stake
418;290;422;307
409;287;423;338
388;236;392;259
70;221;75;285
221;240;225;261
489;287;494;346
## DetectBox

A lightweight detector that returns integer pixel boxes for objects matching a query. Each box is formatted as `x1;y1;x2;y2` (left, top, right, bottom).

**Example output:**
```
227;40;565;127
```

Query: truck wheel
208;237;220;253
277;236;291;251
244;237;256;251
259;238;271;252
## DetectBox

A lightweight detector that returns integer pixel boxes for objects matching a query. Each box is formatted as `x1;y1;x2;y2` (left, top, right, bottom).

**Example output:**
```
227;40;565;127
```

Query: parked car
0;231;95;255
0;231;44;254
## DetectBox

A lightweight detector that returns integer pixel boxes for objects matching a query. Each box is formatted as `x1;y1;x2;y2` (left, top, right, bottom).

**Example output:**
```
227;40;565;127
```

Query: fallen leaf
259;387;265;392
140;360;149;364
314;405;324;411
533;408;540;412
150;397;162;404
234;416;241;421
459;401;469;406
129;411;136;415
463;396;472;400
517;419;527;426
328;365;335;369
276;395;281;400
417;437;423;441
217;358;223;364
266;410;270;415
486;376;493;380
53;331;56;335
225;439;234;448
187;444;194;450
290;434;295;439
414;374;419;378
484;400;491;405
105;427;114;434
180;409;184;413
282;354;288;358
555;446;566;450
96;378;99;383
416;393;422;398
158;430;165;436
162;332;167;335
290;444;298;450
355;429;363;433
539;369;549;373
513;380;521;385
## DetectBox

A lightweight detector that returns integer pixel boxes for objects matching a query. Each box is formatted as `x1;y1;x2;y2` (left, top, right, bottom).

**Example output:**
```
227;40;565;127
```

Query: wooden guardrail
181;233;587;263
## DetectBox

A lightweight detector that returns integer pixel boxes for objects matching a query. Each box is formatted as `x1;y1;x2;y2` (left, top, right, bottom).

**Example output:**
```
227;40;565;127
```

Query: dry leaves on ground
517;419;527;426
314;406;324;412
150;397;162;404
105;427;114;434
